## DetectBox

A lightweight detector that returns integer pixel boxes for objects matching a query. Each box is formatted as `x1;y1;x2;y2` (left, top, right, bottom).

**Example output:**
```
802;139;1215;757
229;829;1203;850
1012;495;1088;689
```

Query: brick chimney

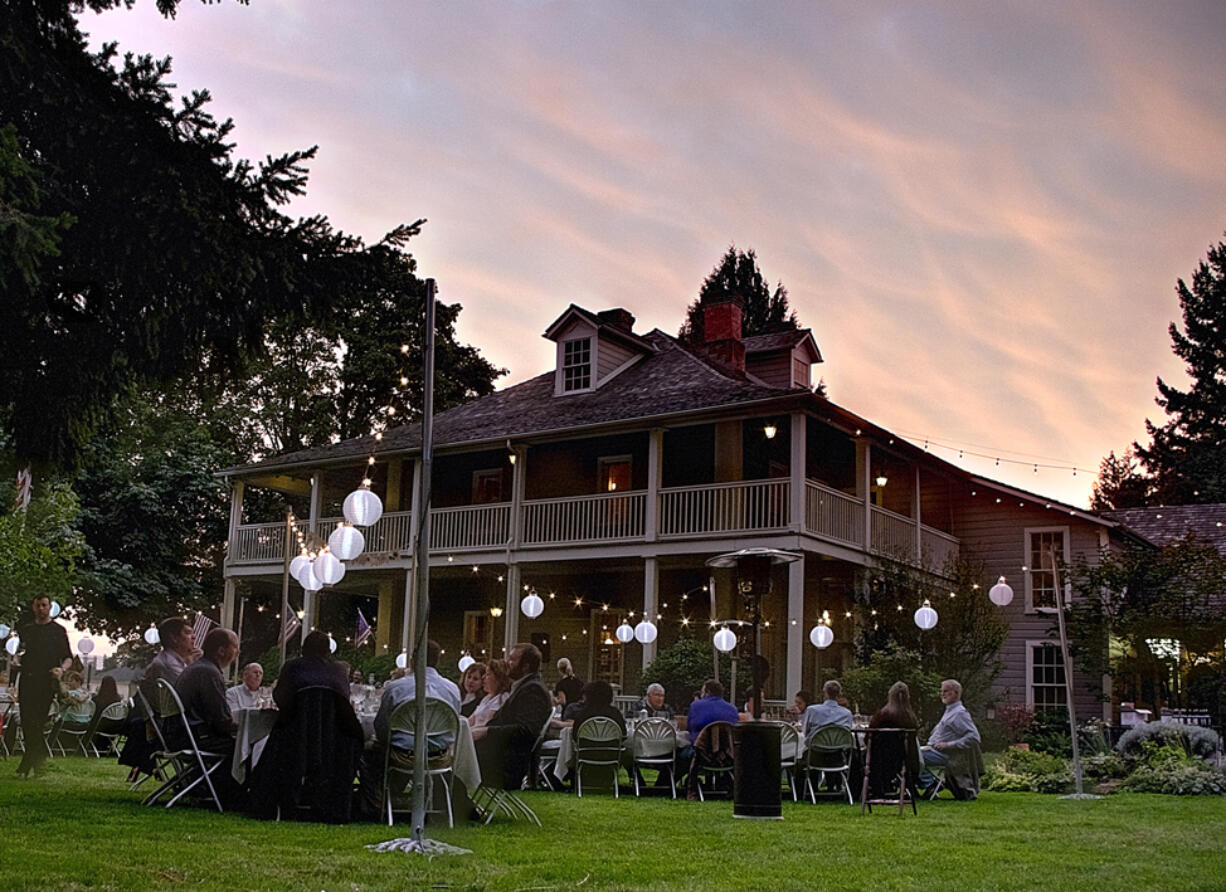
701;292;745;373
597;308;636;332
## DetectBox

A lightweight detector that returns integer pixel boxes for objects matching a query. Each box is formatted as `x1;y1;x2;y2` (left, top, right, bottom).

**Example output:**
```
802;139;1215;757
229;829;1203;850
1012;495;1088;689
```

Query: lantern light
78;637;95;655
144;626;160;645
314;551;346;586
49;601;61;619
395;651;407;669
713;627;737;653
294;559;323;592
634;620;658;644
458;654;475;673
289;554;312;580
520;592;545;618
989;576;1015;607
343;487;383;527
914;600;938;630
0;623;9;639
328;524;365;561
615;622;635;644
809;624;834;649
5;636;18;655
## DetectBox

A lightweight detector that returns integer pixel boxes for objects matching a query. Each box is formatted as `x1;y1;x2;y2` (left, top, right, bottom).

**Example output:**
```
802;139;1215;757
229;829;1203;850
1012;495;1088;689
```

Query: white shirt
468;691;510;730
225;683;261;712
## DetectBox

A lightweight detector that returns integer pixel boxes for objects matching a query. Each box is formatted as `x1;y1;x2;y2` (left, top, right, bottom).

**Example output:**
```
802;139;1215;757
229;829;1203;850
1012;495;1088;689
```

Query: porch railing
433;503;512;551
921;526;960;573
229;521;288;564
804;481;865;547
658;479;789;537
315;511;414;555
869;505;917;560
521;491;645;545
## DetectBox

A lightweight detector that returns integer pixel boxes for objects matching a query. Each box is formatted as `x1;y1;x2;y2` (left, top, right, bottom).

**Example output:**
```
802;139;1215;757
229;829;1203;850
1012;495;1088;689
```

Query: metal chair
86;700;131;758
147;679;227;812
51;700;96;756
530;714;562;791
859;727;920;816
689;721;736;801
573;716;624;798
381;697;458;827
632;718;677;798
776;721;801;802
804;723;855;804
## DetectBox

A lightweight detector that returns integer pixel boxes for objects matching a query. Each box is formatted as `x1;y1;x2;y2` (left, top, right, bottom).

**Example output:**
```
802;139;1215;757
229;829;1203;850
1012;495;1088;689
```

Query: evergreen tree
679;247;800;343
1089;448;1152;511
1134;238;1226;504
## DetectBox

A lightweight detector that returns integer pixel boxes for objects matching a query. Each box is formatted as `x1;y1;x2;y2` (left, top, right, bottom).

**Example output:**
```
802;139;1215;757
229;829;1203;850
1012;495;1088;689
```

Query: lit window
562;338;591;392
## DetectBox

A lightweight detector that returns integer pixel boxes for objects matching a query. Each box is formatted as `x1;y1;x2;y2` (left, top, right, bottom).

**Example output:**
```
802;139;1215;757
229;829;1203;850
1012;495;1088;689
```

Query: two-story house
219;292;1131;716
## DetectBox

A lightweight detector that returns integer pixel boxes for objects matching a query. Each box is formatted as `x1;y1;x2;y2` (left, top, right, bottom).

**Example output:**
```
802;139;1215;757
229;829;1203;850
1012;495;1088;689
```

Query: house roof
542;304;656;352
1101;504;1226;551
744;329;823;363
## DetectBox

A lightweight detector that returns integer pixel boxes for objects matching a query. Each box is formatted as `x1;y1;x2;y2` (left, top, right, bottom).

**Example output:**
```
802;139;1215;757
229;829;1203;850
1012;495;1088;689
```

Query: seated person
791;689;814;722
631;683;674;720
920;678;982;798
739;687;762;722
171;628;240;755
473;642;551;790
459;661;487;718
226;662;264;712
802;680;855;738
55;670;94;738
569;681;626;735
468;659;510;731
686;680;740;740
274;633;350;710
869;680;919;729
91;676;125;736
684;680;739;800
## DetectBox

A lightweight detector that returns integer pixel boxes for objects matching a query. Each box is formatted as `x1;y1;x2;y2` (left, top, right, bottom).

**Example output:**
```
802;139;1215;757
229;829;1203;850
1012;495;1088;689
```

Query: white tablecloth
233;707;278;783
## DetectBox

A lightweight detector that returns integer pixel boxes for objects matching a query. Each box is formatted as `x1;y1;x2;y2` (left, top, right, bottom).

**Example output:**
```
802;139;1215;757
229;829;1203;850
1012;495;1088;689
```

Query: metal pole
411;279;437;842
279;511;293;667
1049;546;1085;795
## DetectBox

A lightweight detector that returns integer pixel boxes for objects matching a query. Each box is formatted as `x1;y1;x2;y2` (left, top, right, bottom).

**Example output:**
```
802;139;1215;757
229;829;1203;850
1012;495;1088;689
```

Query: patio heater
705;547;800;819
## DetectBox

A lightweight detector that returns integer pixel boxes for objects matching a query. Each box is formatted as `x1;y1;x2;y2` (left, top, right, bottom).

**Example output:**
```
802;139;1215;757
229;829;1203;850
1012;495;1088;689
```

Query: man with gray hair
226;662;264;712
801;679;853;738
632;683;674;719
920;678;982;796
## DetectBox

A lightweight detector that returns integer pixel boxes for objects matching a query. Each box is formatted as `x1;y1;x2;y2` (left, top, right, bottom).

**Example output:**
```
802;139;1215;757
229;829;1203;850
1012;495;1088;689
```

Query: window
562;338;592;392
472;469;503;504
598;455;632;493
1024;527;1068;611
1027;642;1066;709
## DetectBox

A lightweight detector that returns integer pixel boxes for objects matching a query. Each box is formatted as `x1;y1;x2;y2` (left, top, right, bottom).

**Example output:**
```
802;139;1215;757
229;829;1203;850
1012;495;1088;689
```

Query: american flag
191;612;216;647
279;612;302;646
355;609;373;647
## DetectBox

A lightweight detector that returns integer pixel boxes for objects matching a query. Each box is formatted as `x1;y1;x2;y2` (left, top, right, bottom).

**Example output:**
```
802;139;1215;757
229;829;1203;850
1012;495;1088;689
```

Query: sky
82;0;1226;512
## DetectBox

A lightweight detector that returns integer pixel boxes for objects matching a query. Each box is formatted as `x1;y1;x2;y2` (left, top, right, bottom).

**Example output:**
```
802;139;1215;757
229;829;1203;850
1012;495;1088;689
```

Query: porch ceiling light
875;474;888;488
489;605;503;618
988;576;1014;607
763;423;777;439
913;599;938;630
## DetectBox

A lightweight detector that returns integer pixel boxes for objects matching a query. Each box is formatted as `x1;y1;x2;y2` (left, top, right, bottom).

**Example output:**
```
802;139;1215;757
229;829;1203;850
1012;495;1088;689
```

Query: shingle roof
744;330;807;352
1101;504;1226;552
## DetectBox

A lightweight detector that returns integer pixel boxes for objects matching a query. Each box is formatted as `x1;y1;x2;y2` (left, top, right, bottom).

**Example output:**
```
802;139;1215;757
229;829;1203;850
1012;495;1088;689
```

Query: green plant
983;747;1072;793
641;637;731;712
1119;760;1226;795
841;642;942;722
1081;751;1128;780
1022;707;1071;757
1116;722;1222;761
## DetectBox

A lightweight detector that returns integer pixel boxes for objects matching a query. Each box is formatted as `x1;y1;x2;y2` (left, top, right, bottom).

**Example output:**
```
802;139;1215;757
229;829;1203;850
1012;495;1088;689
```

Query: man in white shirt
225;662;264;712
921;679;981;791
802;679;854;738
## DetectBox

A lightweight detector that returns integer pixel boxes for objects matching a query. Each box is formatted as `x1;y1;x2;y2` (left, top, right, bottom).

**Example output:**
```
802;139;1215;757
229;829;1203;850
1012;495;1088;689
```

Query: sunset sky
87;0;1226;509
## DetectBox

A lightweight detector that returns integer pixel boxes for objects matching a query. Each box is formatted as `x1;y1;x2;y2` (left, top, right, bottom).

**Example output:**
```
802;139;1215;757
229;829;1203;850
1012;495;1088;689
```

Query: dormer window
562;337;592;392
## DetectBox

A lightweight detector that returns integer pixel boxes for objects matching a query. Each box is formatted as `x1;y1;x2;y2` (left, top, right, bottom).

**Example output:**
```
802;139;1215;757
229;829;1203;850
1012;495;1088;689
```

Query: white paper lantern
615;622;635;644
634;620;658;644
989;576;1015;607
314;551;345;586
78;637;95;655
328;635;337;653
458;654;475;673
295;559;322;592
0;623;9;639
289;554;312;579
328;523;365;561
809;624;834;649
49;600;61;618
5;636;18;655
395;651;408;670
144;626;160;645
520;592;544;618
713;627;737;653
343;488;383;527
914;600;939;630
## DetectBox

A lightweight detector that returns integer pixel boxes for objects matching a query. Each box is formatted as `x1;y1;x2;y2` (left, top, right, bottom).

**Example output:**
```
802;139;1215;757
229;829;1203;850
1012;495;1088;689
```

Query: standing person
553;657;583;709
14;594;72;778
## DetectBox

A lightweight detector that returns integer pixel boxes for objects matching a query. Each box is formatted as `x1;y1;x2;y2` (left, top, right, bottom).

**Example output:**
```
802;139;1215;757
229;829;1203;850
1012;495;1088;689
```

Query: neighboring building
217;293;1134;716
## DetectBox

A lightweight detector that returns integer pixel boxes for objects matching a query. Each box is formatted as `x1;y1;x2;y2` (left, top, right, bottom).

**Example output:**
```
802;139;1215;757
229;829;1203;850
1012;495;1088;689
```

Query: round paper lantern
343;488;383;527
5;636;18;655
314;551;345;586
78;637;95;655
144;626;160;645
328;523;365;561
458;654;475;673
914;600;939;630
615;622;635;644
289;554;312;579
0;623;9;639
328;635;337;653
395;651;408;670
295;559;322;592
520;592;544;618
634;620;658;644
989;576;1015;607
713;627;737;653
809;624;834;649
49;600;61;618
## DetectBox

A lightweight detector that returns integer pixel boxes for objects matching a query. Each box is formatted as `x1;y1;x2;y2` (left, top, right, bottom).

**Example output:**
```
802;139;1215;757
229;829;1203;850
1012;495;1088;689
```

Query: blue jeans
919;745;948;788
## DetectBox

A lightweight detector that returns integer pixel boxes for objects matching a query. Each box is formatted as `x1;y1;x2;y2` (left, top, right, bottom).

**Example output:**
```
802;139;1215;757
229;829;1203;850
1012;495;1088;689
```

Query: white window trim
1023;525;1070;614
555;334;596;396
1025;639;1066;710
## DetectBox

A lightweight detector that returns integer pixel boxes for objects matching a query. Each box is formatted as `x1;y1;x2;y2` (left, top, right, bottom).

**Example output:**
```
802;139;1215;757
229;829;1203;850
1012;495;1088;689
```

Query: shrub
1116;722;1222;761
1081;751;1128;780
1022;708;1072;757
983;747;1071;794
840;643;942;723
1119;761;1226;795
641;637;731;712
994;702;1035;746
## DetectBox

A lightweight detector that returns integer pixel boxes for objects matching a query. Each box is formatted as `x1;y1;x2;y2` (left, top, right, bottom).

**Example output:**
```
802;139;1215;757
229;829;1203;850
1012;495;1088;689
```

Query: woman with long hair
869;681;920;729
468;659;511;731
459;661;487;718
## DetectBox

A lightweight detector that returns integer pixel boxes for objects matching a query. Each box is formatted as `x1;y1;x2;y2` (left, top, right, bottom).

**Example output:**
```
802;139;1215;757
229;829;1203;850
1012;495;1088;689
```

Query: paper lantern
615;622;635;644
0;623;9;639
49;600;61;618
634;620;658;644
78;637;95;655
144;626;160;645
328;635;337;653
520;592;544;618
395;651;408;669
458;654;475;673
328;523;365;561
295;559;322;592
343;488;383;527
914;600;938;630
713;627;737;653
289;554;312;579
809;624;834;649
989;576;1015;607
5;636;18;655
314;551;345;586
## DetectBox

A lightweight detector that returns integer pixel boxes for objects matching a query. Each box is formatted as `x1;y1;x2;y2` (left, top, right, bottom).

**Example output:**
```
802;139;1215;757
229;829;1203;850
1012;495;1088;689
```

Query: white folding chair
381;697;458;828
776;721;800;802
805;723;855;804
86;700;130;757
52;700;96;756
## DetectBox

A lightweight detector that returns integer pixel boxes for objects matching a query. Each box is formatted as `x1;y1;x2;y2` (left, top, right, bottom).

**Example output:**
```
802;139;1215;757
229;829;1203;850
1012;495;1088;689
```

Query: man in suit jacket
273;631;350;710
474;642;551;789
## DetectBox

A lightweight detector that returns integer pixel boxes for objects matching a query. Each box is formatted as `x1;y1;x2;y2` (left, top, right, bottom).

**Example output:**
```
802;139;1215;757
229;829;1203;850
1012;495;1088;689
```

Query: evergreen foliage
640;637;731;712
679;247;799;343
1089;448;1151;511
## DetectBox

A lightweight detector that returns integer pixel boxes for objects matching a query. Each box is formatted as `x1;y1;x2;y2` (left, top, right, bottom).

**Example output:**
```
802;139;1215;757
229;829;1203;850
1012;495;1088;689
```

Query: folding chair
688;721;736;801
632;718;677;798
776;722;801;802
87;700;130;758
859;727;920;816
574;716;624;798
146;679;228;812
470;783;542;826
530;714;562;791
51;700;96;757
0;700;16;758
804;723;855;804
381;697;458;828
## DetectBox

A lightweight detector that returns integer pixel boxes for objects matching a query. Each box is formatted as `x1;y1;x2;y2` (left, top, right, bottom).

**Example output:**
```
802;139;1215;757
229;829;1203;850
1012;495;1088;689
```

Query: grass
1;758;1224;891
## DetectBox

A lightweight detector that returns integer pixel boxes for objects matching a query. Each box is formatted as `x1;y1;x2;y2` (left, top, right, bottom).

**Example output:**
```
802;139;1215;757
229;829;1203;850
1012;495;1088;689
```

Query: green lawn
1;759;1223;891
